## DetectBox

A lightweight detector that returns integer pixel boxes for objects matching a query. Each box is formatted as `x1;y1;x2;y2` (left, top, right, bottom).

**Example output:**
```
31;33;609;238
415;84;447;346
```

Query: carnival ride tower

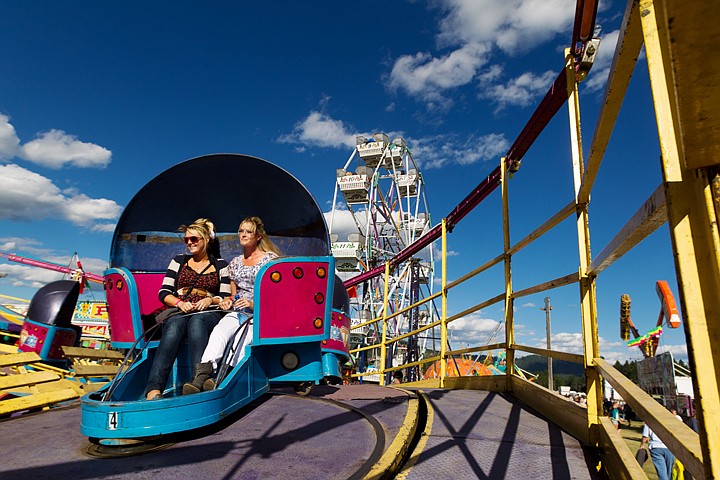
329;133;437;381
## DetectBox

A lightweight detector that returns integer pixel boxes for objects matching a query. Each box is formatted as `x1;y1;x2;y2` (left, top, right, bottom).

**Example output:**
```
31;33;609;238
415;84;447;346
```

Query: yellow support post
565;48;602;439
440;219;448;388
641;0;720;476
501;157;514;383
379;262;391;386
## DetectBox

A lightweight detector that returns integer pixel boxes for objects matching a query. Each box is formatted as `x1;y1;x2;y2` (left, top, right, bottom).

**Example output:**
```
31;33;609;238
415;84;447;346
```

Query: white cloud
0;248;108;290
411;132;509;169
63;192;122;225
278;111;358;149
90;223;117;233
0;163;121;229
0;237;53;257
435;0;575;54
325;208;362;242
582;29;621;93
385;0;575;109
447;312;505;346
0;114;21;160
656;343;688;358
387;42;491;109
0;263;64;289
522;331;688;364
594;29;621;71
19;129;112;169
282;102;508;167
432;242;458;259
523;302;536;308
479;70;557;110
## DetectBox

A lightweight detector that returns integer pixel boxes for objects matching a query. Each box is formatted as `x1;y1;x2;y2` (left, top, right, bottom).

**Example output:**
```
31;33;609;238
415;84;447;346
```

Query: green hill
515;354;585;376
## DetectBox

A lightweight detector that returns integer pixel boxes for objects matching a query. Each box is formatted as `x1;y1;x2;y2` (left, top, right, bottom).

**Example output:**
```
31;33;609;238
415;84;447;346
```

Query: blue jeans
650;447;675;480
145;311;222;394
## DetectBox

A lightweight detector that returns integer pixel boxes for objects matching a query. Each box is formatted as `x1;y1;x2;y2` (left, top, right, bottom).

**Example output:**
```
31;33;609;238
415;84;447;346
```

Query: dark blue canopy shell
110;154;329;271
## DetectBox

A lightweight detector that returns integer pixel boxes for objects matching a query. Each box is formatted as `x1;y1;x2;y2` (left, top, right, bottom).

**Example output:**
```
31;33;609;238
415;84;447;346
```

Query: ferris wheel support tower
328;133;437;382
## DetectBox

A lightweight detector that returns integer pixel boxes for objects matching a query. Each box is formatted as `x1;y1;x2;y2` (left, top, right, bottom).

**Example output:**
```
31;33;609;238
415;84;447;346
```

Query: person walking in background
611;401;621;429
640;422;676;480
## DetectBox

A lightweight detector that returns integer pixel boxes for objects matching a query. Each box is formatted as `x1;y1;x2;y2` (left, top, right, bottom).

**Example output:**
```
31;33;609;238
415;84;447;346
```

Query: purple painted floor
0;385;410;480
0;386;598;479
402;389;599;480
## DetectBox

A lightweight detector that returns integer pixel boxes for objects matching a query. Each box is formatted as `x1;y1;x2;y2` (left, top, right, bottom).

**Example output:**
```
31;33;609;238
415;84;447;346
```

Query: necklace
190;256;210;271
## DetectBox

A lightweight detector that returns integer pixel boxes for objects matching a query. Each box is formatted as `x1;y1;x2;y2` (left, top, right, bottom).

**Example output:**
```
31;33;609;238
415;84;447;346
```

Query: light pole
541;297;553;391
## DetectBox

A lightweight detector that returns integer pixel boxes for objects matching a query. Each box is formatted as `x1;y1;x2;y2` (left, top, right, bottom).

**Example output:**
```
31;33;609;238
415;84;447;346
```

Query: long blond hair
240;216;280;256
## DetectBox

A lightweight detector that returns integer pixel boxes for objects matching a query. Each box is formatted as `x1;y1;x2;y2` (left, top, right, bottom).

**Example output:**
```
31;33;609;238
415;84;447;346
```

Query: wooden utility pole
541;297;553;391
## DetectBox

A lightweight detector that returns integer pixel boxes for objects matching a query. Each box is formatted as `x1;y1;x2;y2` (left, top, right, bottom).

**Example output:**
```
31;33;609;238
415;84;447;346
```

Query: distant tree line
513;355;670;391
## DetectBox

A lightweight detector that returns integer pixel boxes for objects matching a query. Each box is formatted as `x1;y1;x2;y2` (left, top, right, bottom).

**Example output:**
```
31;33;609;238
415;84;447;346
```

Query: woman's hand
233;297;253;310
218;297;233;310
194;297;214;311
178;300;195;313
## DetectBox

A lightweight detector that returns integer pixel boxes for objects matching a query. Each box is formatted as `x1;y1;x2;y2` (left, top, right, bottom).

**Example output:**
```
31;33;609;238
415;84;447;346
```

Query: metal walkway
0;385;598;479
400;389;599;479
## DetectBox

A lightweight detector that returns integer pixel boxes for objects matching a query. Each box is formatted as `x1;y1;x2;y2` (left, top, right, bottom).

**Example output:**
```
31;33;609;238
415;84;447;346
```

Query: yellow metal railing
348;1;718;477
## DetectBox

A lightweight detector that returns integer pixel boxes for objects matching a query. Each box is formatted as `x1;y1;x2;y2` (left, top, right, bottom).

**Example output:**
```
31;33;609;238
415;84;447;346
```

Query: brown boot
182;362;213;395
202;377;216;391
204;365;233;391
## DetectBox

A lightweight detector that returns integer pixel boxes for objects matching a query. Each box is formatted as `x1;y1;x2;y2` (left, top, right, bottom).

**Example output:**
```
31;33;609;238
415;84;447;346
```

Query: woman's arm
158;254;185;307
217;262;232;299
218;280;236;310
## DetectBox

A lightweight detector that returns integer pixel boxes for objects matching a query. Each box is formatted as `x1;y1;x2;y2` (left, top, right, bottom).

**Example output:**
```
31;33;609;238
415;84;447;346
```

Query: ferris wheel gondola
328;133;438;382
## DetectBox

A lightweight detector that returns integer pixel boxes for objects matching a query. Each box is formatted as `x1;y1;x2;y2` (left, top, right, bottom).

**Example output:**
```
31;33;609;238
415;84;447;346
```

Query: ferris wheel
328;133;438;381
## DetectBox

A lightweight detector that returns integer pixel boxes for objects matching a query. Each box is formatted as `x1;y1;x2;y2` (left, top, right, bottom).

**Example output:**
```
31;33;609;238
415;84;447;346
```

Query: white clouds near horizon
0;163;121;228
0;114;21;160
279;110;508;169
0;114;120;231
0;236;108;289
278;111;358;150
0;114;111;169
20;129;112;169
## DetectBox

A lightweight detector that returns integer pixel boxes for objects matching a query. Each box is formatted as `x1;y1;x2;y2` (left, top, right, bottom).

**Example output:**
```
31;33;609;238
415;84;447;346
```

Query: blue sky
0;1;687;364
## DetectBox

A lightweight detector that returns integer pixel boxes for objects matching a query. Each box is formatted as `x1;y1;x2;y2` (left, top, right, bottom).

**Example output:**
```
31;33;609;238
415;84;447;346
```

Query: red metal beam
343;1;599;290
571;0;600;54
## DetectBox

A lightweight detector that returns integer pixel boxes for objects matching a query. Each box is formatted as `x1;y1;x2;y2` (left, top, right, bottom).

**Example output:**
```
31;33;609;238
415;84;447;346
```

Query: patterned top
228;252;278;302
159;254;231;303
176;266;220;303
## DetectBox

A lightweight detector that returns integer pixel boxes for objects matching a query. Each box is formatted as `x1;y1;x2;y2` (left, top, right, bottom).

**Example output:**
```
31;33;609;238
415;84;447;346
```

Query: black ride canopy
110;154;329;271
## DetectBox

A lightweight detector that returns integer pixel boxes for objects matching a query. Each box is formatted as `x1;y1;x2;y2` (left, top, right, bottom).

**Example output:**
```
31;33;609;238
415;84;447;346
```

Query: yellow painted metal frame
501;157;515;382
564;47;603;437
640;0;720;477
345;1;719;477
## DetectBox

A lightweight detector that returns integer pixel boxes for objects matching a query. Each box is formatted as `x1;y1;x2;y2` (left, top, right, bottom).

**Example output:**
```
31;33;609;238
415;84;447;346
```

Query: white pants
201;311;253;369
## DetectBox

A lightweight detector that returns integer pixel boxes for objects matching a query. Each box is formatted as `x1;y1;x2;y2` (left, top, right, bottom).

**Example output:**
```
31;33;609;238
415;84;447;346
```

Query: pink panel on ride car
323;311;350;355
258;261;329;340
104;272;136;344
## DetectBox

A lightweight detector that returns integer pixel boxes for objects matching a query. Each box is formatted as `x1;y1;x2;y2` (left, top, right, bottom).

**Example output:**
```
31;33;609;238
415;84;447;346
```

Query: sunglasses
238;228;256;235
183;236;203;244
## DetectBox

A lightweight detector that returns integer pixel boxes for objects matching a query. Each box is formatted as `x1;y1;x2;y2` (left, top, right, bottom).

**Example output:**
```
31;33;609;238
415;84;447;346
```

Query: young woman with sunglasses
183;216;280;394
145;218;231;400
